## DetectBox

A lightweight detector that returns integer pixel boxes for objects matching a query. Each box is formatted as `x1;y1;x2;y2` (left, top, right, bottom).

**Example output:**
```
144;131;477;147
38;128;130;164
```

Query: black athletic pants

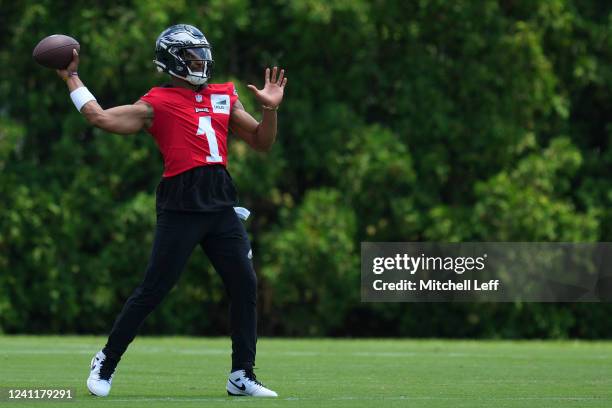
103;207;256;371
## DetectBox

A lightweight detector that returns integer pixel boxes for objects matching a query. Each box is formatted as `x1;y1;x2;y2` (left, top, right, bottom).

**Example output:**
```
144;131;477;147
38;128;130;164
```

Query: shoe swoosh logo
229;379;246;391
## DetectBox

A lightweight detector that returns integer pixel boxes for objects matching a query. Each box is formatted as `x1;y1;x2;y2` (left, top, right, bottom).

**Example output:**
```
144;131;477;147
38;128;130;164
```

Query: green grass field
0;336;610;407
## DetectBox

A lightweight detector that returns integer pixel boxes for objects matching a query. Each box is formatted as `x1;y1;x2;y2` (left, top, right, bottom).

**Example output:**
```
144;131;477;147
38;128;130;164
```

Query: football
33;34;80;69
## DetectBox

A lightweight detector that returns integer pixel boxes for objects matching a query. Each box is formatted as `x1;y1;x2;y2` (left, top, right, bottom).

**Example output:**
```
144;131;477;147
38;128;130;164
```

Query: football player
57;24;286;398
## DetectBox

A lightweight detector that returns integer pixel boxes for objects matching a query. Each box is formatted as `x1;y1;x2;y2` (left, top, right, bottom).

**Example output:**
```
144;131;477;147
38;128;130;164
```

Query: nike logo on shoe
226;369;277;397
229;379;246;391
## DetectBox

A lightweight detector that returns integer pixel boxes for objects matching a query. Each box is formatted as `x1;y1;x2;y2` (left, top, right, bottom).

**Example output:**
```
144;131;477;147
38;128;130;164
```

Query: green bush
1;0;612;338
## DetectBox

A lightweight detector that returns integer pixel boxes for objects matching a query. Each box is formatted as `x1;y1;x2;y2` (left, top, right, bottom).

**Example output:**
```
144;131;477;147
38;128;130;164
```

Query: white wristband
70;87;96;112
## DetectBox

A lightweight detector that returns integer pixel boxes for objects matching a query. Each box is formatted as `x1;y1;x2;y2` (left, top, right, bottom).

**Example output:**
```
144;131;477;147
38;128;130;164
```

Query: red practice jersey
140;83;238;177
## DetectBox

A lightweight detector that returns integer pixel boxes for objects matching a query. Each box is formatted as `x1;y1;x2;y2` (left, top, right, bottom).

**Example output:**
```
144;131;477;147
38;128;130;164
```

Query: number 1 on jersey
196;116;222;163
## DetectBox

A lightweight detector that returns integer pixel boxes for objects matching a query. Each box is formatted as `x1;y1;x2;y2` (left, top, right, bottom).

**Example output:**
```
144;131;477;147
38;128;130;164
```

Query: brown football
33;34;80;69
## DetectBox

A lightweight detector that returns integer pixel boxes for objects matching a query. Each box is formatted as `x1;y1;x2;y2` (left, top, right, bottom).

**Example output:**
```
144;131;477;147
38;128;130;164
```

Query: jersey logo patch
211;94;230;114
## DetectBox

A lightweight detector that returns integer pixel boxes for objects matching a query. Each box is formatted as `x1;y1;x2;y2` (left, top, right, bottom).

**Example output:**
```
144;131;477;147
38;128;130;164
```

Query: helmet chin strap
186;73;208;86
167;70;208;90
185;63;209;86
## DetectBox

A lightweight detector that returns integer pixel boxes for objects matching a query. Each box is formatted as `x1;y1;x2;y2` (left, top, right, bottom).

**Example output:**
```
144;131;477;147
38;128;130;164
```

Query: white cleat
87;351;114;397
226;369;278;397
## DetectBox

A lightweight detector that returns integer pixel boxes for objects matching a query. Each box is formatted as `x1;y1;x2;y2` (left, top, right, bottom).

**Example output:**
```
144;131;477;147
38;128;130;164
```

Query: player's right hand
57;49;80;81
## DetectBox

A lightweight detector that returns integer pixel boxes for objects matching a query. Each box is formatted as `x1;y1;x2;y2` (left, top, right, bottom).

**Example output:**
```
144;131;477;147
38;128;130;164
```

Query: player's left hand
247;67;287;109
56;49;80;81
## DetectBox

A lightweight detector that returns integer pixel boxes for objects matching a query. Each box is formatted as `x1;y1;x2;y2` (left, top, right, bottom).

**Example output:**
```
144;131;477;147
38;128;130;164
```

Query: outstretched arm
230;100;277;152
58;50;153;135
230;67;287;152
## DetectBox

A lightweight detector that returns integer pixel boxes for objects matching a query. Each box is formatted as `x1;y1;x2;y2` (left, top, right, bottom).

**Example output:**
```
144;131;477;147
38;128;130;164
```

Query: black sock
99;348;121;380
232;364;253;373
101;346;122;361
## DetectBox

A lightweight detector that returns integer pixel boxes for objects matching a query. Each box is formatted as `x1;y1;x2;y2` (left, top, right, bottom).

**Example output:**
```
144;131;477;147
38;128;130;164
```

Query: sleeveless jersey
140;83;238;177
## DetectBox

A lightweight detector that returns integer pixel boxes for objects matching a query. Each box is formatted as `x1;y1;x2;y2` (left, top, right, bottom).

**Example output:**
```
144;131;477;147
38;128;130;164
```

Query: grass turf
0;336;610;407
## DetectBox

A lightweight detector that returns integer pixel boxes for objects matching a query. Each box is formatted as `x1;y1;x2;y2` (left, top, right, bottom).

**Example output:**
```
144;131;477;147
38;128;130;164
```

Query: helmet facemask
172;46;213;86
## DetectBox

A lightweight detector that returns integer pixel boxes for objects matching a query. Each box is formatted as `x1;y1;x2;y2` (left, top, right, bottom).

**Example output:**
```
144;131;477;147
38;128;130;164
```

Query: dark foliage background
1;0;611;338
